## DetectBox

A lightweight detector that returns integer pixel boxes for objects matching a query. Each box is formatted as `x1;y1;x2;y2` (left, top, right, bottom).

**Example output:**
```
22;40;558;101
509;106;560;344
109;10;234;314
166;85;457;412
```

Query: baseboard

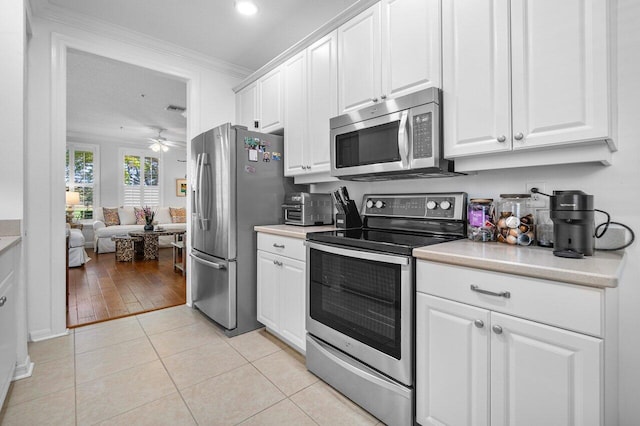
29;328;70;342
13;355;34;381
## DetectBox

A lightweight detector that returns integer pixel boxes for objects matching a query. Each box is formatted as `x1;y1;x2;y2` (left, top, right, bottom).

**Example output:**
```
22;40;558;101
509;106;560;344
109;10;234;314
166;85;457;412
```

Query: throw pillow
133;207;146;225
169;207;186;223
103;207;120;226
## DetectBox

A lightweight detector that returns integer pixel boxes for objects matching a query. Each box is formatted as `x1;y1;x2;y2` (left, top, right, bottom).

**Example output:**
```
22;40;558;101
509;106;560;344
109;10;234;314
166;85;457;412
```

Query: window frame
66;142;100;220
119;148;163;207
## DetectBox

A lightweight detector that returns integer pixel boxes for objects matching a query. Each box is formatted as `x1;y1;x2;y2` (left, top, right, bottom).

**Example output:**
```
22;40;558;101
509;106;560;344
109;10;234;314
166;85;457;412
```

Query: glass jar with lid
468;198;495;242
496;194;535;246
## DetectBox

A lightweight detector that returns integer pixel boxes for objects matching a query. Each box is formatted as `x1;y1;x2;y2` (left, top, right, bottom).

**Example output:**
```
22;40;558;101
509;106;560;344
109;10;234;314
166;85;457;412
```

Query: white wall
68;138;187;209
26;16;243;340
315;1;640;422
0;0;26;220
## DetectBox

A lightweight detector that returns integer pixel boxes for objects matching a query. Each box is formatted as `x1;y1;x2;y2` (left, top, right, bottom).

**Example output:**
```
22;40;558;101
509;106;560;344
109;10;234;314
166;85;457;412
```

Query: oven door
330;110;411;178
305;241;413;386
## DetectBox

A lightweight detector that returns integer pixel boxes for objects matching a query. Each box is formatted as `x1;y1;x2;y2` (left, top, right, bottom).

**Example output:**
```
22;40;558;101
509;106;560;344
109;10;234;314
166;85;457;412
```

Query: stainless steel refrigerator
190;123;299;336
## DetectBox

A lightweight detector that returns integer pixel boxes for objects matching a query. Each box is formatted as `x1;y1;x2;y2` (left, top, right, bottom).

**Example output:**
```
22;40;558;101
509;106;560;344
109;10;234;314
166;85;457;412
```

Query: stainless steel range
305;193;467;426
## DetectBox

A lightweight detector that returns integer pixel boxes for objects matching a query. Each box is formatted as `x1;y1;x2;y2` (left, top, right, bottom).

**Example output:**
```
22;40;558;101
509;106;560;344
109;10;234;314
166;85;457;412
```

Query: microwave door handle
397;110;410;167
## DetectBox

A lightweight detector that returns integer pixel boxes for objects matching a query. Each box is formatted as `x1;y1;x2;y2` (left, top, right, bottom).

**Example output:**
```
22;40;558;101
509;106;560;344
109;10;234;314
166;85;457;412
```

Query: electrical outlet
526;182;547;207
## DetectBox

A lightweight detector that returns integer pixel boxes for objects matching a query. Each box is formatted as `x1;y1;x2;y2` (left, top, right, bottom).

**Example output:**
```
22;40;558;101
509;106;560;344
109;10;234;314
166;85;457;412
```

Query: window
66;144;99;220
122;150;161;206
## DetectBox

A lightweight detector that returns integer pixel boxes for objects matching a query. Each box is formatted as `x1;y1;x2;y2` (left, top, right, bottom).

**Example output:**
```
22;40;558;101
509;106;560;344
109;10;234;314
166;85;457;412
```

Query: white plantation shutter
121;151;162;207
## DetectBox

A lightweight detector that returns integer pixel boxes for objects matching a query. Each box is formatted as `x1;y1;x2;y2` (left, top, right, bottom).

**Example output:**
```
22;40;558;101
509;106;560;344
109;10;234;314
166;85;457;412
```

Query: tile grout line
136;313;201;425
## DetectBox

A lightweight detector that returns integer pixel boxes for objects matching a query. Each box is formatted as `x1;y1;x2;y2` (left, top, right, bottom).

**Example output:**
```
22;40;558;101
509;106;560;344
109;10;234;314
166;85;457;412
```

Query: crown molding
30;0;254;79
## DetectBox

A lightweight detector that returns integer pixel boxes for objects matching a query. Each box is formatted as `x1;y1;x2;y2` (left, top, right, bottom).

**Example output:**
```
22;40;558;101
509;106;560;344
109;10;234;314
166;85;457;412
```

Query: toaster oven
282;193;333;226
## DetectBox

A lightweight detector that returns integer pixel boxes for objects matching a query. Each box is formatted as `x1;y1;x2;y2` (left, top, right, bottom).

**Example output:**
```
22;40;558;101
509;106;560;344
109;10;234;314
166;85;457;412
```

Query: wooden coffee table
128;230;186;260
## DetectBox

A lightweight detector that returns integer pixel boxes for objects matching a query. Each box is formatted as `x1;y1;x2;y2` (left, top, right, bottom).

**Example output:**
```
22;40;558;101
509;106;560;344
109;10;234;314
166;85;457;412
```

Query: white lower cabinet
416;260;613;426
256;233;306;353
0;246;17;406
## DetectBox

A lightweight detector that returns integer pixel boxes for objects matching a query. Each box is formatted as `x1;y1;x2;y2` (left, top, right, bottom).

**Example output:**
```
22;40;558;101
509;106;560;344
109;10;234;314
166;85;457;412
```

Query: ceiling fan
147;129;183;152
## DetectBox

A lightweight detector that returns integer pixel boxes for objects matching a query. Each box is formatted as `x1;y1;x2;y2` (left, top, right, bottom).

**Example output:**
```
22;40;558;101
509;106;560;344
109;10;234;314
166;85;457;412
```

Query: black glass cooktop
306;228;462;256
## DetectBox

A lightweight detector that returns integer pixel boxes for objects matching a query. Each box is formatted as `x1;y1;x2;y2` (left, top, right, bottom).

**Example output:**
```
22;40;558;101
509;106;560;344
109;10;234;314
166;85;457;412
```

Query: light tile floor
0;305;383;426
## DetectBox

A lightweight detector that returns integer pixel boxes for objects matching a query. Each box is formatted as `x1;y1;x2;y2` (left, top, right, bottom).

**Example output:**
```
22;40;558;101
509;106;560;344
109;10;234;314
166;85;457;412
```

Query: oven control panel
362;193;466;220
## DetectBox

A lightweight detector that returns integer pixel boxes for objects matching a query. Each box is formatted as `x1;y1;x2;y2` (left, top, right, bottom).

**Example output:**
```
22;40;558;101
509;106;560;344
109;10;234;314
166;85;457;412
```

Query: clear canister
467;199;495;242
496;194;535;246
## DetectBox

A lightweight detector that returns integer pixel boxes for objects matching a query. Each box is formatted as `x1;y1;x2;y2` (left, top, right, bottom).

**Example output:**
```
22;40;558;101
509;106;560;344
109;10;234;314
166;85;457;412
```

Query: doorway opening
65;49;188;327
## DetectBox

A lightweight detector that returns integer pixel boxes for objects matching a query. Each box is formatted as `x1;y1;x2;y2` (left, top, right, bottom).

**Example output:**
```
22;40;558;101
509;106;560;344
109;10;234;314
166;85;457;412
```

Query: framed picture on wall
176;178;187;197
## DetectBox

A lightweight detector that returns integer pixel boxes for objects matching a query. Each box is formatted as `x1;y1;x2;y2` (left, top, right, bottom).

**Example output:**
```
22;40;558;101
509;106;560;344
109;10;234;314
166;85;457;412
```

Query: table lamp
66;191;80;223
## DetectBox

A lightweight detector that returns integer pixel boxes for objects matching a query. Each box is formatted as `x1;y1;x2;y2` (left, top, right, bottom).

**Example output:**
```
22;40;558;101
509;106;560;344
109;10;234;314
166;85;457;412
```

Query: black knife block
336;200;363;229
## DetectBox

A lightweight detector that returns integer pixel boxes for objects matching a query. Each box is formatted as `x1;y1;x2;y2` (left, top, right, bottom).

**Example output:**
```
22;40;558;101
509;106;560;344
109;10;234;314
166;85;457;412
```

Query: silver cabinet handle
307;165;311;170
514;132;524;140
273;243;285;249
470;285;511;299
492;325;503;334
381;94;387;100
497;135;506;143
273;260;283;266
474;319;484;328
0;296;6;307
372;97;379;103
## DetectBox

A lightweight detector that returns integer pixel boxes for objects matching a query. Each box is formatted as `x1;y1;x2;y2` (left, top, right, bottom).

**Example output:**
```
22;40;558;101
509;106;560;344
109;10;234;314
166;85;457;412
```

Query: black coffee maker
550;190;595;258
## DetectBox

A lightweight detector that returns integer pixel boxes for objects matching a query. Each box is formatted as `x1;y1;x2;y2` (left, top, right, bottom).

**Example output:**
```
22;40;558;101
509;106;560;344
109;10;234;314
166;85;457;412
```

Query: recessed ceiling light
235;0;258;16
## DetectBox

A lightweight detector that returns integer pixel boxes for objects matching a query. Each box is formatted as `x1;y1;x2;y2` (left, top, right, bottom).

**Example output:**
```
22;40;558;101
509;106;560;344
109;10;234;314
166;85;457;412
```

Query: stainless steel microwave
329;88;461;181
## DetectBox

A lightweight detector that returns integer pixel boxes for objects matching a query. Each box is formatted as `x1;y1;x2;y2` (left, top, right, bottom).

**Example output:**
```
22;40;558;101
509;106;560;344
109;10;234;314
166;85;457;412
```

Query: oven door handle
305;241;409;265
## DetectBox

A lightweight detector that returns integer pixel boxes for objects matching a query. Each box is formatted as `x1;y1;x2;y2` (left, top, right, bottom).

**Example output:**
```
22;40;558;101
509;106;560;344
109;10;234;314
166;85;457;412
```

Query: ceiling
44;0;360;148
38;0;360;70
66;49;188;147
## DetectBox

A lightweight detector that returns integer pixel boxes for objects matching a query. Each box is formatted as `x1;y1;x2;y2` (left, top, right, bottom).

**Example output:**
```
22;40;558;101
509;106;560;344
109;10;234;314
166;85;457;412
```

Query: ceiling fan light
150;143;161;152
235;0;258;16
161;145;169;152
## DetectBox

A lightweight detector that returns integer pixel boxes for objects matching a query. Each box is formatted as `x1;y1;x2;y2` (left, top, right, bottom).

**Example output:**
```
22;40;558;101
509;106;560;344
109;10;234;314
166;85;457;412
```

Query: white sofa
92;206;186;254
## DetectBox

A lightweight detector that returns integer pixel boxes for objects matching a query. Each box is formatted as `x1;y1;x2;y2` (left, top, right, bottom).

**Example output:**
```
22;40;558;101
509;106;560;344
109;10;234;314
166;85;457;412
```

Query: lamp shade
66;191;80;205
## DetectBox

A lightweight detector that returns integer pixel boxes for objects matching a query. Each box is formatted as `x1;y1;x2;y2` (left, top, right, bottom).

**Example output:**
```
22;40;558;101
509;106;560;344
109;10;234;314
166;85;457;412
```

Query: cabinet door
237;82;258;130
510;0;611;150
0;270;16;403
490;312;602;426
416;293;490;426
256;251;279;331
338;3;381;114
279;257;306;353
259;67;284;133
442;0;511;158
307;31;338;174
283;51;307;176
381;0;440;100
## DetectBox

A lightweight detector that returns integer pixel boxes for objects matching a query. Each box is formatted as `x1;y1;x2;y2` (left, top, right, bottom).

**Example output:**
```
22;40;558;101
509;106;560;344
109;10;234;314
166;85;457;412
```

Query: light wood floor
67;248;186;328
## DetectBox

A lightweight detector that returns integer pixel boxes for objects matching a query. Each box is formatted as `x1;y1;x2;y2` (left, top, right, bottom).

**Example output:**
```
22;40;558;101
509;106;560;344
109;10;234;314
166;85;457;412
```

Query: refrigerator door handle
193;153;202;226
198;153;207;229
190;253;227;270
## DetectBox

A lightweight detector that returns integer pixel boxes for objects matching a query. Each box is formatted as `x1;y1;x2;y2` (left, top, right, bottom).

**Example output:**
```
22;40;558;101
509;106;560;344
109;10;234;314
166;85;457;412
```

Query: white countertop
254;224;337;239
0;236;21;254
413;239;626;288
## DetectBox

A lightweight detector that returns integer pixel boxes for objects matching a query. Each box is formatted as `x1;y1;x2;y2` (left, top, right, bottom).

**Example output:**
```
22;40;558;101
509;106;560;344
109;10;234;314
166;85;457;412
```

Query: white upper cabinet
442;0;511;157
236;82;258;130
283;51;307;176
258;67;284;134
338;0;441;114
338;3;382;114
381;0;441;100
236;68;284;133
306;32;337;173
284;31;337;179
444;0;616;166
510;0;612;150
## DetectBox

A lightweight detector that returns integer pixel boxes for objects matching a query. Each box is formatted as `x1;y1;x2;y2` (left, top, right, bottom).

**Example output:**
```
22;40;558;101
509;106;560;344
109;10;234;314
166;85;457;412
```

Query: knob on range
440;200;452;210
426;200;437;210
366;199;386;209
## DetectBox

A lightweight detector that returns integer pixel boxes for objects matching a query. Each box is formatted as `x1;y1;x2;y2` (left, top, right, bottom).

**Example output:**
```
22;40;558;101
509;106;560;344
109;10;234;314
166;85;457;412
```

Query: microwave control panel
363;193;466;220
412;112;433;159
